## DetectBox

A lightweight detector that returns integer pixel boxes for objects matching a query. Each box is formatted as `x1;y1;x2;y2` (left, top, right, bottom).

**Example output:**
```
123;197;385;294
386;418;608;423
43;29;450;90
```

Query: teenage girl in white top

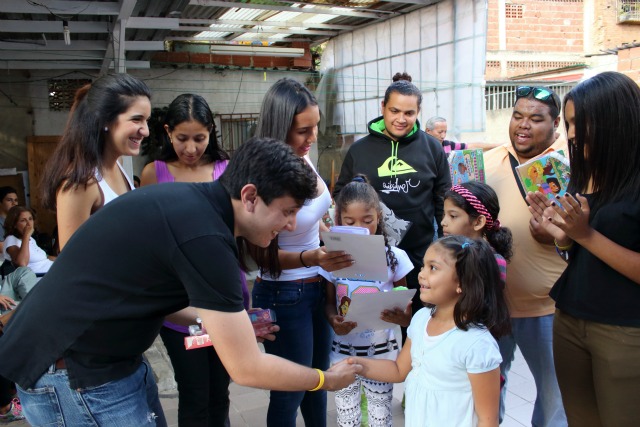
251;78;353;427
41;74;151;251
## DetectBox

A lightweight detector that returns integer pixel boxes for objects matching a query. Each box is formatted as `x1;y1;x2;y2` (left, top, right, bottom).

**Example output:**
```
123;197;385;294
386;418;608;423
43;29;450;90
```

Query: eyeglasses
515;86;559;111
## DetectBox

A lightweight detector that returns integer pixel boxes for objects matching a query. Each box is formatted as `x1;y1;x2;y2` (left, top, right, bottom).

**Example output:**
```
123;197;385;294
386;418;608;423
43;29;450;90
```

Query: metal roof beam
127;17;180;30
0;51;104;60
177;25;337;36
188;1;391;19
127;41;166;51
0;60;149;70
0;0;119;15
0;20;109;33
0;40;106;50
101;0;137;76
378;0;440;4
0;60;103;69
180;18;355;31
166;36;312;43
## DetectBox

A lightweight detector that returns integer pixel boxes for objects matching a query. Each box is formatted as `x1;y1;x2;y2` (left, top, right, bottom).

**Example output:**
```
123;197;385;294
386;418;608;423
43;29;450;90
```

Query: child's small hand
380;302;412;327
329;314;357;335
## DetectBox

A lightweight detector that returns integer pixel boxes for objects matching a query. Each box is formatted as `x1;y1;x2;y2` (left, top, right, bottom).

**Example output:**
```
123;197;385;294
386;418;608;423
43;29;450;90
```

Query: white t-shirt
3;235;53;274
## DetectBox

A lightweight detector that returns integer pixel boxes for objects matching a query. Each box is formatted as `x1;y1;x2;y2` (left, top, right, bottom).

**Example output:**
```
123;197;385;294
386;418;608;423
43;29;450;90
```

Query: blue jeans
498;314;567;427
252;277;332;427
18;358;166;427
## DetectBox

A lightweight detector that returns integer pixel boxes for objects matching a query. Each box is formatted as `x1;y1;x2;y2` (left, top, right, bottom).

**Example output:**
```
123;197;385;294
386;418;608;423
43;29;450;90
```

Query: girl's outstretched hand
325;359;362;391
380;302;412;327
328;314;357;335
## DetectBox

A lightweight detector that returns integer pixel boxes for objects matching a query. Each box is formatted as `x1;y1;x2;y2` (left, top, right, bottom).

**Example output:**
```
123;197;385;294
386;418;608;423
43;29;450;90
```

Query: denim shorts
18;360;159;426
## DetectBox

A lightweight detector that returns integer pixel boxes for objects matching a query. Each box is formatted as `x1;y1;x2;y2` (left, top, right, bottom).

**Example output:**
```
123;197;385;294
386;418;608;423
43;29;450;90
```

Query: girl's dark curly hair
431;236;511;339
334;174;398;273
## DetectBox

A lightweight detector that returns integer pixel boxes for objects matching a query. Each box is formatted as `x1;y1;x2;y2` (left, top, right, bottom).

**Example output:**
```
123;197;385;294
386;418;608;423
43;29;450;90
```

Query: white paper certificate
346;289;417;333
320;231;388;282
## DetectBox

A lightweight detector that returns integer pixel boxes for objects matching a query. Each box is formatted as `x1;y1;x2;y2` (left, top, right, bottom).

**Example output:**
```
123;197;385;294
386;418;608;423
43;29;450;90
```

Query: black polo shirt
0;181;244;390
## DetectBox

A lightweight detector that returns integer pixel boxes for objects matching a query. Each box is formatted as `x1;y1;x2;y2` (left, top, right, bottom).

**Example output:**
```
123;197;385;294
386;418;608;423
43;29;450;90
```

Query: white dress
404;308;502;427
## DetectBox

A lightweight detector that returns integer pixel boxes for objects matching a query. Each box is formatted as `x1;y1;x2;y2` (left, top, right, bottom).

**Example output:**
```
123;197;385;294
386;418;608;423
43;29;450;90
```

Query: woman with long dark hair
41;73;151;250
251;78;353;427
527;71;640;426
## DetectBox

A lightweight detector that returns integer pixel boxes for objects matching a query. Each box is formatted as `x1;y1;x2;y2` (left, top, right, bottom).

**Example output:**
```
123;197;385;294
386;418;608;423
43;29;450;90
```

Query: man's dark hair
383;72;422;108
0;187;18;201
219;137;317;206
515;86;561;120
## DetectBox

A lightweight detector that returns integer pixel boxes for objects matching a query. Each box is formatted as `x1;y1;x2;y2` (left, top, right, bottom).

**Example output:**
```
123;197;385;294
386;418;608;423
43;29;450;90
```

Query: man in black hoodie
334;73;451;317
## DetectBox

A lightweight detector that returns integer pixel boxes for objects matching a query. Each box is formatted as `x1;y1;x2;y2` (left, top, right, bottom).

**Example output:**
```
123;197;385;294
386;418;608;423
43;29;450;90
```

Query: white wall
0;68;309;174
320;0;487;139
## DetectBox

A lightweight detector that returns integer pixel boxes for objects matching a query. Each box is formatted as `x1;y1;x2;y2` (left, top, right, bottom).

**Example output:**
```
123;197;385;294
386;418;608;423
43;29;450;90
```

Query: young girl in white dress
322;175;413;427
344;235;511;427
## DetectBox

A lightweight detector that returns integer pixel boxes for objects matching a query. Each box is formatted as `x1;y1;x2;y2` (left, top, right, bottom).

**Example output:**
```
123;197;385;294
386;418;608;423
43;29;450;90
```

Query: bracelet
300;250;311;268
308;369;325;391
555;245;570;262
554;239;574;251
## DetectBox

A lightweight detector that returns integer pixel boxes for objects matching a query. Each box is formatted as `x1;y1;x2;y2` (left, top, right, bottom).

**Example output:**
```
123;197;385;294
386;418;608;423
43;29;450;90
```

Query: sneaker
0;398;25;423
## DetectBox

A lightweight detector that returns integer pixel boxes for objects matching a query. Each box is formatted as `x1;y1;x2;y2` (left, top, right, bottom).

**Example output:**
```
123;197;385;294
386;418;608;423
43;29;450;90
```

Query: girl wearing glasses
527;71;640;426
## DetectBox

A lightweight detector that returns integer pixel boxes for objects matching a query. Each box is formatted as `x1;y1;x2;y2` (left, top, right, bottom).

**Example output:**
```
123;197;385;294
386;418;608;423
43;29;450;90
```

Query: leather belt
55;358;66;369
255;275;323;284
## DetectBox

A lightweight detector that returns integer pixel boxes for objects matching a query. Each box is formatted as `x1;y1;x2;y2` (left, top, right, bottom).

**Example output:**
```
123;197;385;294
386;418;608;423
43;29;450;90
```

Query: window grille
48;79;91;111
618;0;640;23
218;113;259;154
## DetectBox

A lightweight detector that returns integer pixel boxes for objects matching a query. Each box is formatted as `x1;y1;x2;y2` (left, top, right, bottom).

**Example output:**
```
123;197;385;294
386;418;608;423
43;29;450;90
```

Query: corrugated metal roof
0;0;435;71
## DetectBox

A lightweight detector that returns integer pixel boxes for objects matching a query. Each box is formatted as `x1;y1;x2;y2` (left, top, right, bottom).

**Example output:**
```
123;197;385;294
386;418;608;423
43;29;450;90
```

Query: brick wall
617;46;640;83
487;0;500;50
594;0;640;49
504;0;584;52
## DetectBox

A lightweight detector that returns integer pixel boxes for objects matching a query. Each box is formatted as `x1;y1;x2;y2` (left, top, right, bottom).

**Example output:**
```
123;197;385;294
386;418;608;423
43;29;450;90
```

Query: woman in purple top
141;94;248;427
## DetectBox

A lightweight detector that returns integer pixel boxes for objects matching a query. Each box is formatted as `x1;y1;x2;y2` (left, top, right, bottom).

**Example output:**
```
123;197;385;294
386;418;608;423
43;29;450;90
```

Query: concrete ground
9;343;535;427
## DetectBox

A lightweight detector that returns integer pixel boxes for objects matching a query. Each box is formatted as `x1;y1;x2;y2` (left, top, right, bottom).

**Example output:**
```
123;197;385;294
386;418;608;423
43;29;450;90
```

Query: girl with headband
442;182;513;287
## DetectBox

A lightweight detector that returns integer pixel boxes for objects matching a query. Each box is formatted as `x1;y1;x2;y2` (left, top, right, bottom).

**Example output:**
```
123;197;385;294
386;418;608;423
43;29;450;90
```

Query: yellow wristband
554;239;573;251
308;369;325;392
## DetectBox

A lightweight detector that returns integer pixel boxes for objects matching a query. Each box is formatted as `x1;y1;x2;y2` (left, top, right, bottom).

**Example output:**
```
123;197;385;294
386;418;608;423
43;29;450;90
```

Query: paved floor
160;347;536;427
10;348;534;427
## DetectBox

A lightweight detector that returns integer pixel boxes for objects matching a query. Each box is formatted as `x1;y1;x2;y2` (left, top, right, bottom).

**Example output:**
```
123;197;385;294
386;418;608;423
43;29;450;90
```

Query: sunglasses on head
516;86;559;110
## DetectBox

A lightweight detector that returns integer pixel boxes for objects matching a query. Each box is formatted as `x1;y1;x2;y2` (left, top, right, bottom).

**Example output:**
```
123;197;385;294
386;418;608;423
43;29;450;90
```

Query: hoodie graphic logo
377;156;417;178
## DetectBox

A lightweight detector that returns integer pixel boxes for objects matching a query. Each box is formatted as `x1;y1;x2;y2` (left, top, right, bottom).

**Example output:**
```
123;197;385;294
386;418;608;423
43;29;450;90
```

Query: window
218;113;259;154
48;79;91;111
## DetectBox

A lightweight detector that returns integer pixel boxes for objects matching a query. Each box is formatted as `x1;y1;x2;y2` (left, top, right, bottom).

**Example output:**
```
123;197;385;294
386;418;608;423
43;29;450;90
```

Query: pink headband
451;185;500;231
